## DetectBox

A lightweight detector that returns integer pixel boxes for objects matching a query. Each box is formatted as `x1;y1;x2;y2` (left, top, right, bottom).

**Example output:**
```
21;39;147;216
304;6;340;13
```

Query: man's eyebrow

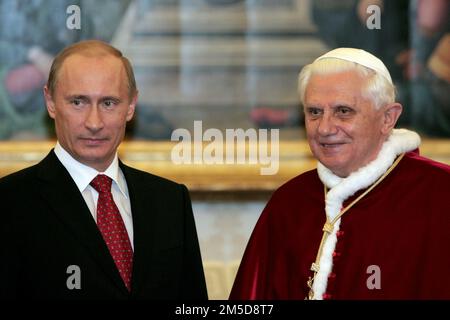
331;102;356;109
304;104;322;109
100;96;122;102
64;94;90;101
63;95;122;102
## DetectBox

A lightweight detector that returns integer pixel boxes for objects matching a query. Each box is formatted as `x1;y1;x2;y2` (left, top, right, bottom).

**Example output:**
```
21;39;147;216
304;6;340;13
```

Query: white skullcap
314;48;393;85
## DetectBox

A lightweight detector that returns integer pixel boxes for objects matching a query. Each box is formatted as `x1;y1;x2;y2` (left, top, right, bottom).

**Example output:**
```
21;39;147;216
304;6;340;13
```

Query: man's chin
74;150;113;169
318;158;350;176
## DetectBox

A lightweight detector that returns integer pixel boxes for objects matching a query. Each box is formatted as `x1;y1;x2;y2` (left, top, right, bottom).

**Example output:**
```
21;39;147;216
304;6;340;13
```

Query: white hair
298;58;396;109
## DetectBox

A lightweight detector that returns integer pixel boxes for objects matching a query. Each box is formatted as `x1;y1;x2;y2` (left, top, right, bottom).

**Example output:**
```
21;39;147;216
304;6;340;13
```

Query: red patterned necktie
90;174;133;291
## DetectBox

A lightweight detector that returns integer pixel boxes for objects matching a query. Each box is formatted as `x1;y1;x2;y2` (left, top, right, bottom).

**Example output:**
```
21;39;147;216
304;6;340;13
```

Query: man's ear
44;86;56;119
381;102;403;135
126;90;138;122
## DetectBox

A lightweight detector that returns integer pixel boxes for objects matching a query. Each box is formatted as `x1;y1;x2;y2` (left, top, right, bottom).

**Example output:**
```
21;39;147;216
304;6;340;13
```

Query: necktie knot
90;174;112;194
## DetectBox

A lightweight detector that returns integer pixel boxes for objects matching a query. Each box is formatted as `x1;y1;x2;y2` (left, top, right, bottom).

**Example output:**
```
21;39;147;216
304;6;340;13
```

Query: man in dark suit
0;40;208;300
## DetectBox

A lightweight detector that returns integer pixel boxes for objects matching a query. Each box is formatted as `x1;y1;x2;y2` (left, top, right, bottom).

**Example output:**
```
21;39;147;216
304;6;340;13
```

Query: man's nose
85;105;104;132
317;113;337;136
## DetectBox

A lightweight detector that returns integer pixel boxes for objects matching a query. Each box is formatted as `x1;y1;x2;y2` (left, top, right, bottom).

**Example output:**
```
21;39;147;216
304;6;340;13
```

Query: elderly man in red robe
229;48;450;300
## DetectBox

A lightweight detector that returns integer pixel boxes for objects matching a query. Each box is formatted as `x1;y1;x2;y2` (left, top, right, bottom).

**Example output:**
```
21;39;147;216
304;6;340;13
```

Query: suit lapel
36;151;129;295
120;163;160;296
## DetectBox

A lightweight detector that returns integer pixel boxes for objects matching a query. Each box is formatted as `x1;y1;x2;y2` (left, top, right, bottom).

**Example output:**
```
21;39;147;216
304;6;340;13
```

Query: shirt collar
54;142;128;198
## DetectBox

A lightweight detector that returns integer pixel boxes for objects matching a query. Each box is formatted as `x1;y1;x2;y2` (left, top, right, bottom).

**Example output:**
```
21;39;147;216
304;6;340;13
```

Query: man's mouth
80;137;108;145
320;142;345;148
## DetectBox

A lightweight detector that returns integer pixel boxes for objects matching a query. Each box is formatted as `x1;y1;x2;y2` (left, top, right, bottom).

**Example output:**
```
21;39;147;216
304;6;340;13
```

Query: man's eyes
69;99;118;108
336;106;354;115
306;108;323;116
102;99;120;108
305;106;354;117
103;100;115;107
70;99;84;106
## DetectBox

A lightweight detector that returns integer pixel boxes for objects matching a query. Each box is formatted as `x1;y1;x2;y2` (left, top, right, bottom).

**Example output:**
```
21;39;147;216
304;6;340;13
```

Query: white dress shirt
54;142;134;250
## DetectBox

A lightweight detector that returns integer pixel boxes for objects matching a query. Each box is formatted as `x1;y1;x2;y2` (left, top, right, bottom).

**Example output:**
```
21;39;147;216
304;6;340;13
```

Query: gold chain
306;153;405;299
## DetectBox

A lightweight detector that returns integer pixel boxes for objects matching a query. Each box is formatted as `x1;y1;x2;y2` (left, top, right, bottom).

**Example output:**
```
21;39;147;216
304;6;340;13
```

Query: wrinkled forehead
307;70;366;93
305;71;373;107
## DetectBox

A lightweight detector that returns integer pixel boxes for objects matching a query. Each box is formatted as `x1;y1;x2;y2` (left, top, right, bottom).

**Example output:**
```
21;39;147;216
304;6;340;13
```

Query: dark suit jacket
0;150;208;300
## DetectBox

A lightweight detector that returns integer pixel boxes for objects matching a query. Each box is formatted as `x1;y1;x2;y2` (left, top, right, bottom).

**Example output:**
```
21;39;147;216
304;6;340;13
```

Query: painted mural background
0;0;448;140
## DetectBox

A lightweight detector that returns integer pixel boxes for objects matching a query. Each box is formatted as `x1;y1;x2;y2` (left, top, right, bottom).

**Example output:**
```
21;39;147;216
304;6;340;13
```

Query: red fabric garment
230;151;450;300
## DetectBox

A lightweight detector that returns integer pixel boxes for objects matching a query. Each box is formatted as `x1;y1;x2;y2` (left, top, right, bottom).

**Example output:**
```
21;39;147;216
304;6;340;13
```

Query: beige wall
193;201;264;299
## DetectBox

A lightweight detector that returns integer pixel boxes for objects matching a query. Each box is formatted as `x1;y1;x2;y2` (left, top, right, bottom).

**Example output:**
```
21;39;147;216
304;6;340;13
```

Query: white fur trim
311;129;420;299
311;219;341;300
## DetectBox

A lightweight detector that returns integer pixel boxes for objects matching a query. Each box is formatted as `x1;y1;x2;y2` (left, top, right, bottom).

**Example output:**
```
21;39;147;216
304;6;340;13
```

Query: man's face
45;54;136;171
304;71;387;177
